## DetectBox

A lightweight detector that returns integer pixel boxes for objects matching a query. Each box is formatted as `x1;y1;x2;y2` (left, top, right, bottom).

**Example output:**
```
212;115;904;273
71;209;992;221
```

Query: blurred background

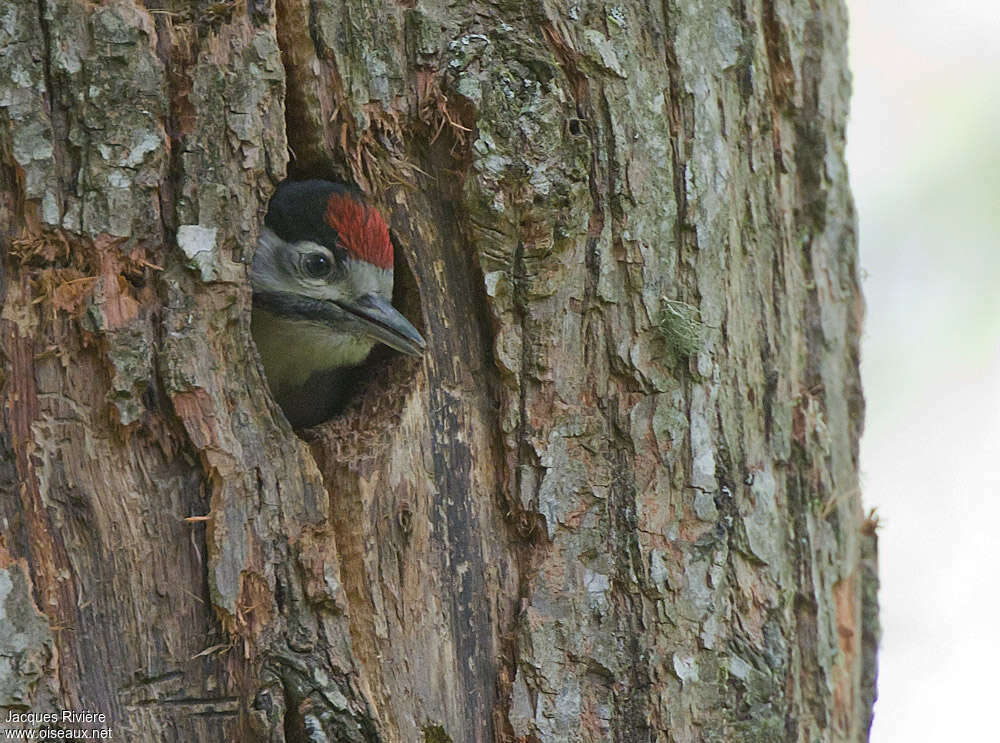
846;2;1000;741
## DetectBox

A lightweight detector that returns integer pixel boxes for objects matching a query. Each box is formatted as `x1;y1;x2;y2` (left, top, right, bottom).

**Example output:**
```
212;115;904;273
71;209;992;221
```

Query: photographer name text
6;710;107;726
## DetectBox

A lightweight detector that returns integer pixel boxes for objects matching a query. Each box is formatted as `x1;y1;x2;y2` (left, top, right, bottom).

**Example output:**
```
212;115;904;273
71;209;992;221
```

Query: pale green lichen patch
421;723;452;743
656;297;706;362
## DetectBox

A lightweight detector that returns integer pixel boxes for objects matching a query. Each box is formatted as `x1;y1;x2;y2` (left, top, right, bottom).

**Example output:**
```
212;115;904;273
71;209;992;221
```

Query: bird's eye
302;252;332;278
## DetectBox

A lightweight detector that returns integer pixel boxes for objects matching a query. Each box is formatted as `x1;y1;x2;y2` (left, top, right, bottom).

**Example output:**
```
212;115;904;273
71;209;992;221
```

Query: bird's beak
334;293;426;357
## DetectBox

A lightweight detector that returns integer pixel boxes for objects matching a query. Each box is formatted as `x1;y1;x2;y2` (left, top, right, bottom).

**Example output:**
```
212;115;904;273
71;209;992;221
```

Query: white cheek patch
344;258;393;298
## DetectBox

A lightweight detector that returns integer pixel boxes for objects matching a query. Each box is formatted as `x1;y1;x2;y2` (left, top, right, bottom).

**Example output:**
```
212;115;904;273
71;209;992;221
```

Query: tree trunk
0;0;875;741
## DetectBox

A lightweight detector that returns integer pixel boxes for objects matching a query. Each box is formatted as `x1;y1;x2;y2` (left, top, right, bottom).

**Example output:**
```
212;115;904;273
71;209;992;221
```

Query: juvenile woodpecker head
251;179;425;427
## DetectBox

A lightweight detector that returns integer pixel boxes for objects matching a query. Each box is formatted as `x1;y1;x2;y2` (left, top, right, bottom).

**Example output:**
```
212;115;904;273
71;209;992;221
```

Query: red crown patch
324;193;394;270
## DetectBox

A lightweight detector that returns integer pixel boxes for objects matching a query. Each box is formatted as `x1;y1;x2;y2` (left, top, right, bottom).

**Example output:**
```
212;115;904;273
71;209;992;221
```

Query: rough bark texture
0;1;874;742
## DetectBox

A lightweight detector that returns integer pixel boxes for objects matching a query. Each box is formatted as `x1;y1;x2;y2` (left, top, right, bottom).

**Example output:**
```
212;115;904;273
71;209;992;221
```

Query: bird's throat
251;309;376;393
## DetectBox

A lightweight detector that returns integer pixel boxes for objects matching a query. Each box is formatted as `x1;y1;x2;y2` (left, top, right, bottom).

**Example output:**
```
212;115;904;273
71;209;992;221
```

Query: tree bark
0;1;875;741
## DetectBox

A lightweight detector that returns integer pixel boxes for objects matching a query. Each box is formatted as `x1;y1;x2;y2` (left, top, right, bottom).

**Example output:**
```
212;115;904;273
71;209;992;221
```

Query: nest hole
272;46;426;445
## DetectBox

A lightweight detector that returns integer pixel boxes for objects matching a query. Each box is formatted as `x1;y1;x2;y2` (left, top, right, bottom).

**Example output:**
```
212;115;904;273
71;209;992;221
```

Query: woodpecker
251;179;425;428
